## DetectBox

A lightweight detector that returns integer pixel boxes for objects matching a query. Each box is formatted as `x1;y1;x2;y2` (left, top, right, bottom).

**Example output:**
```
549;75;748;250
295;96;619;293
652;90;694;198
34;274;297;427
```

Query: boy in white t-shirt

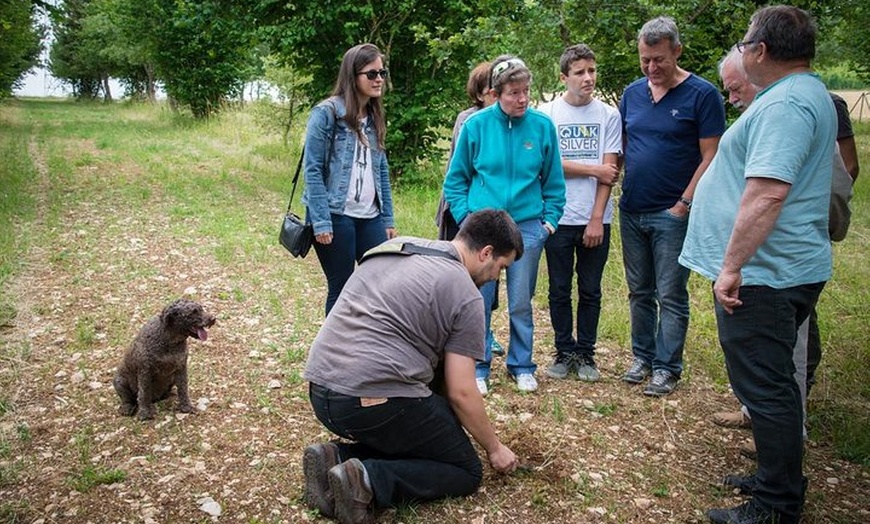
538;44;622;382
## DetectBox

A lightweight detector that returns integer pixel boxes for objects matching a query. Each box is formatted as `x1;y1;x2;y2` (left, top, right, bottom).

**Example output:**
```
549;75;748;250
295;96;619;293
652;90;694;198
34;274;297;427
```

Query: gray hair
638;16;681;49
717;47;745;78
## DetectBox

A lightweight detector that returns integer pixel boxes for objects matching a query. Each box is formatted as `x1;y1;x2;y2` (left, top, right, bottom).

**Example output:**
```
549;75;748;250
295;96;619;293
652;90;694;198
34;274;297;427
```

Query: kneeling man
303;209;523;524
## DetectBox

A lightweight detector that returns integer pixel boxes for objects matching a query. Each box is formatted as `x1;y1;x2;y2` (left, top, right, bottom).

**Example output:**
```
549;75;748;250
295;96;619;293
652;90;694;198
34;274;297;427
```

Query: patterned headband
491;58;528;87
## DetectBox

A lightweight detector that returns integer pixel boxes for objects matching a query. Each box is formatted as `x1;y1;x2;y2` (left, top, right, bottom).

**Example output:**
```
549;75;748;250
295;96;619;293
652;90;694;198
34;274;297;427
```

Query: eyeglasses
358;69;388;80
736;40;758;53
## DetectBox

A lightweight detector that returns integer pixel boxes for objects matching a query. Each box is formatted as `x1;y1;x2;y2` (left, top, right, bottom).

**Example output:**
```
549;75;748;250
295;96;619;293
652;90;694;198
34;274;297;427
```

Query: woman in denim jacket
302;43;397;315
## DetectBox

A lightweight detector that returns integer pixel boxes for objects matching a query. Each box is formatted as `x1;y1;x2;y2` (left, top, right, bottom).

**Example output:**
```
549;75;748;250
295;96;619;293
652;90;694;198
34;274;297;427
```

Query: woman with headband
443;55;566;395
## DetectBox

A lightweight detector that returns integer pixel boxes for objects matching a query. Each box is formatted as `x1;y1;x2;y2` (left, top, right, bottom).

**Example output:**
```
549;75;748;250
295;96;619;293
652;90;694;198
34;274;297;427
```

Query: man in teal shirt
679;6;835;523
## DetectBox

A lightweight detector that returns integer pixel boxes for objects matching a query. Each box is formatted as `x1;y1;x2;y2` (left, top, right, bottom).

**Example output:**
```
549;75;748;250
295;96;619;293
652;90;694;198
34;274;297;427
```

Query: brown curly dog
114;298;216;420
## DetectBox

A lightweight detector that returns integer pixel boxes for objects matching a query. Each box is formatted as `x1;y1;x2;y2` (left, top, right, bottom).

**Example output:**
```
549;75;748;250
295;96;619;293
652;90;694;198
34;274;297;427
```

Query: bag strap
360;242;460;264
285;150;304;213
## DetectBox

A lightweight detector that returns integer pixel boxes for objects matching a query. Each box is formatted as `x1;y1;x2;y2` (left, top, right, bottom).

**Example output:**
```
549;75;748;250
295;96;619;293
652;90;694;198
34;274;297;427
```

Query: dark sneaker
328;458;375;524
723;473;758;496
576;354;601;382
491;339;505;356
643;369;678;396
546;354;575;379
706;498;787;524
303;442;341;516
622;358;651;384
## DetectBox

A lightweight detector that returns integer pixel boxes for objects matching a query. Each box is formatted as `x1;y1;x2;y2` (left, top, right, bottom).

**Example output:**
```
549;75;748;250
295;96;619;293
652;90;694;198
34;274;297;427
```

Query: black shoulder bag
278;150;313;258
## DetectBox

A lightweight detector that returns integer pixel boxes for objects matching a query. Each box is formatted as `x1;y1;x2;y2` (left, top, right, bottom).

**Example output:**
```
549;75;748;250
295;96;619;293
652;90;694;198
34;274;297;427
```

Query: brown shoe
303;443;341;517
328;458;375;524
712;410;752;429
739;439;757;460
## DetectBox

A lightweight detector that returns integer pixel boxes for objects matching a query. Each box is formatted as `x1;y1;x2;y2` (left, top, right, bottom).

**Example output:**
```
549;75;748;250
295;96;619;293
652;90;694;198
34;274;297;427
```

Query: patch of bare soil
1;140;867;524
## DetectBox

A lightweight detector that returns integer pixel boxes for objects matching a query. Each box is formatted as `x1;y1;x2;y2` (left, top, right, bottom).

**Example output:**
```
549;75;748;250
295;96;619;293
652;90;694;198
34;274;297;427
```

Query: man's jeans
309;383;482;508
544;224;611;358
620;209;690;376
312;213;387;316
476;219;548;379
715;282;825;520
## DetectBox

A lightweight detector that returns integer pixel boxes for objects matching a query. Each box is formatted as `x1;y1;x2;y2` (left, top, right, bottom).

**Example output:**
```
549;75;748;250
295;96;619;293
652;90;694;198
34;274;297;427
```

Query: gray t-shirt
303;237;485;398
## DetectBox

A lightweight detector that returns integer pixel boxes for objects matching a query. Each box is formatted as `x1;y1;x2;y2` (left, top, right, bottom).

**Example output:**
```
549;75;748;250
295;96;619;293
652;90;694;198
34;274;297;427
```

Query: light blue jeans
476;219;548;379
620;209;690;377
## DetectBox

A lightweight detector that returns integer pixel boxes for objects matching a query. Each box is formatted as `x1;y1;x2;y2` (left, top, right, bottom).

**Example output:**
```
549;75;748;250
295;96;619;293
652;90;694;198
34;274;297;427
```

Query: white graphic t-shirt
539;97;622;225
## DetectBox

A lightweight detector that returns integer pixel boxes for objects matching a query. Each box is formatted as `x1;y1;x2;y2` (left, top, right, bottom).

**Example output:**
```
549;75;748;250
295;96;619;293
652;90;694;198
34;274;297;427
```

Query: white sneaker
512;373;538;392
476;377;490;396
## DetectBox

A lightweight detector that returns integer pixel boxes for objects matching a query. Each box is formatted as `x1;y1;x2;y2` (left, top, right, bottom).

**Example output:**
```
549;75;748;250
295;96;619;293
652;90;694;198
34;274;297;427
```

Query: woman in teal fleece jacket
443;55;566;395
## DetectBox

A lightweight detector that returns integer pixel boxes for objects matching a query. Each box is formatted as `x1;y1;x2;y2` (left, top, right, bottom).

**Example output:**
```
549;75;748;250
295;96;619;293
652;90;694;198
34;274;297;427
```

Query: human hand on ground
488;443;519;474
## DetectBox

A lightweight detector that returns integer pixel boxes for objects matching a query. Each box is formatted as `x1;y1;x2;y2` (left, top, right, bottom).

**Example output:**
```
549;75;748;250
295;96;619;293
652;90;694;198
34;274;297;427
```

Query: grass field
0;97;867;523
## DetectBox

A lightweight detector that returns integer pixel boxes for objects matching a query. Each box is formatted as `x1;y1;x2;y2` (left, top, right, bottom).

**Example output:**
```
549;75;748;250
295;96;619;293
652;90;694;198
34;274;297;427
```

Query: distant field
834;89;870;122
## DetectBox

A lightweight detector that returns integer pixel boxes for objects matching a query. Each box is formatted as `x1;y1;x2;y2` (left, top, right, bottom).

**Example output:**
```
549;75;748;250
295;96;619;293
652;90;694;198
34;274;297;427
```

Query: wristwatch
679;197;693;209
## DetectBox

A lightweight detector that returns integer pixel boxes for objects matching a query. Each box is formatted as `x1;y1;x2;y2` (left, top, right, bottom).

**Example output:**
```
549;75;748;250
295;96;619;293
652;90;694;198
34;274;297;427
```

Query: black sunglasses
358;69;389;80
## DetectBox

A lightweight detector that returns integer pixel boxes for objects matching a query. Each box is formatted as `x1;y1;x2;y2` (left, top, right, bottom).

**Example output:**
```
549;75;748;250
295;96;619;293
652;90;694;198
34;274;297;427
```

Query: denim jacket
301;96;395;235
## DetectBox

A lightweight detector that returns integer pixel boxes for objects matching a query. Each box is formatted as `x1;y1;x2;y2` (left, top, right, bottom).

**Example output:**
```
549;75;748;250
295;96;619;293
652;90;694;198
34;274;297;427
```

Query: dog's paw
118;403;137;417
177;403;195;414
137;408;156;421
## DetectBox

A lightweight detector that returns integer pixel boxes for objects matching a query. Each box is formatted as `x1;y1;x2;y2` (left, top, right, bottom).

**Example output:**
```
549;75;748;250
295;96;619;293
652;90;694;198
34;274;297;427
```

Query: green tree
257;0;490;177
0;0;44;98
251;54;313;146
82;0;157;101
49;0;108;99
148;0;258;118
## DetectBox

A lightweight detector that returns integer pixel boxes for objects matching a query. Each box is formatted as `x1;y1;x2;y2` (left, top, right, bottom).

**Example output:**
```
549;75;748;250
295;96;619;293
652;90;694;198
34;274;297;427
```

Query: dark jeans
714;282;825;520
544;224;610;358
308;383;482;508
312;213;387;316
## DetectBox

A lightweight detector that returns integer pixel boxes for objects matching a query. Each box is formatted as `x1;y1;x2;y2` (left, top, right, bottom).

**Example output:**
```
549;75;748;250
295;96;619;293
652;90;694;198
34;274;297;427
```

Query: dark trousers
714;282;825;520
309;383;482;508
312;214;387;316
544;224;610;357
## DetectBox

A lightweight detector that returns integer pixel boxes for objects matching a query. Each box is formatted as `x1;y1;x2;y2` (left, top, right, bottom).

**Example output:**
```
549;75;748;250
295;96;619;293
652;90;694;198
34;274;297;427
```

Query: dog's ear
160;299;186;327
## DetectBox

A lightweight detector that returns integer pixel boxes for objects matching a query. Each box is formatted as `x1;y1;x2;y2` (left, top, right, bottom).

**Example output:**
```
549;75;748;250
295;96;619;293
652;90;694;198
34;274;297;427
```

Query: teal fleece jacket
443;103;566;228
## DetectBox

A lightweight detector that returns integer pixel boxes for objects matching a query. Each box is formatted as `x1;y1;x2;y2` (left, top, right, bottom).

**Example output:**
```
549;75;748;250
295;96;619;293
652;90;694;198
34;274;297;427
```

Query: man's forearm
444;353;501;453
449;390;501;453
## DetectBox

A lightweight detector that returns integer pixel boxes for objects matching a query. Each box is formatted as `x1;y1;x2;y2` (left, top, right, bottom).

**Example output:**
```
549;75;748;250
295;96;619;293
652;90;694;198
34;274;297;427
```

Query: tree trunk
102;74;113;102
145;64;157;103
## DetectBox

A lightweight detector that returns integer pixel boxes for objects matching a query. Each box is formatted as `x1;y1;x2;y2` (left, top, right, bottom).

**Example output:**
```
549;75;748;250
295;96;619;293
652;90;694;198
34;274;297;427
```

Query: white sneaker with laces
475;377;489;396
512;373;538;392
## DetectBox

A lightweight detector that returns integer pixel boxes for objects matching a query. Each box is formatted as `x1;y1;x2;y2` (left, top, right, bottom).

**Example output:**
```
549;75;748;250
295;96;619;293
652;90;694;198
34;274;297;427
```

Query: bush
819;63;868;90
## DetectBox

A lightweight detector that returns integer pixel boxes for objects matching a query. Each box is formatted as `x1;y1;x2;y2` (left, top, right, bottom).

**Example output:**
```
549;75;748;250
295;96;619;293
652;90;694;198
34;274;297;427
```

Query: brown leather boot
328;458;375;524
739;439;757;460
303;442;341;517
712;410;752;429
